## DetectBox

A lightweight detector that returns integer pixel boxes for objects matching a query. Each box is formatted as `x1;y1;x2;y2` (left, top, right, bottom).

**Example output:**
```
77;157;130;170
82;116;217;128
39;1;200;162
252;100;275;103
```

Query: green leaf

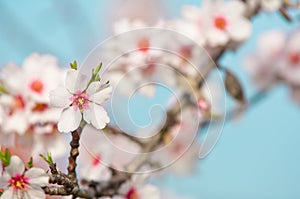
85;62;104;89
70;60;78;70
0;149;11;167
27;157;33;168
39;153;54;165
94;62;102;75
94;74;100;82
0;191;3;196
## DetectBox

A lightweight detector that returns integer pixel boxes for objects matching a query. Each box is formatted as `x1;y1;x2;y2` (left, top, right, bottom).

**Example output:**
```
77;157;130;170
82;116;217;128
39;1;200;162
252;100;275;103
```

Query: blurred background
0;1;300;198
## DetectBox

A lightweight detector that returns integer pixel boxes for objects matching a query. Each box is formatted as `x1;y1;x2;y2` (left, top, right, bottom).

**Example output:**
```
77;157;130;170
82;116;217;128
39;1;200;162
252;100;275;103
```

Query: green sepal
70;60;78;70
0;149;11;167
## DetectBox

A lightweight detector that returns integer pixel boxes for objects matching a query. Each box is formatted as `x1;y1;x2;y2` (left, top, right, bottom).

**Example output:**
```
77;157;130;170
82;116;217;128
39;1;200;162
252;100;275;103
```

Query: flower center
180;46;192;60
32;103;48;112
214;16;227;30
172;143;184;155
142;62;156;75
197;98;210;112
288;52;300;66
126;188;138;199
14;95;25;110
138;38;150;53
29;79;44;94
91;154;102;167
70;91;90;111
9;174;29;191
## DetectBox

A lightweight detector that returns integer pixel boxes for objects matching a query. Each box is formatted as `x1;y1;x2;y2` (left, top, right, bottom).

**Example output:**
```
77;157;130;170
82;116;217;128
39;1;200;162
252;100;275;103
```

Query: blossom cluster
0;0;298;198
0;53;68;159
243;29;300;104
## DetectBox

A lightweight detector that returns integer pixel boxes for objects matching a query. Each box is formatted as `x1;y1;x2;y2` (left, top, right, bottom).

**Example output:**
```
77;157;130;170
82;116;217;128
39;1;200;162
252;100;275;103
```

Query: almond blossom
243;29;300;105
0;156;49;199
50;69;112;133
113;176;160;199
78;126;112;181
0;54;64;135
107;23;177;97
155;107;200;175
243;30;285;90
0;54;68;159
182;0;251;47
279;31;300;86
247;0;282;12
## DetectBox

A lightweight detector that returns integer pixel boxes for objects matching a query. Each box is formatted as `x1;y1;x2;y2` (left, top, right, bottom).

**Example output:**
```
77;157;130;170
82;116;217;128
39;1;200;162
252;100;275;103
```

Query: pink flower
50;69;112;133
0;156;49;199
247;0;282;12
279;31;300;86
182;0;251;47
114;177;160;199
243;30;286;90
78;126;112;181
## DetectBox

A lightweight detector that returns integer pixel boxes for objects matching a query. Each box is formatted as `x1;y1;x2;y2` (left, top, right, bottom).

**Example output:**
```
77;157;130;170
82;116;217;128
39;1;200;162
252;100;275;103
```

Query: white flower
0;94;30;135
243;30;285;90
261;0;282;11
50;69;112;133
115;177;160;199
31;132;68;159
78;126;112;181
23;53;64;103
167;19;206;47
114;18;150;34
0;53;65;136
79;125;141;172
184;0;251;47
0;156;49;199
248;0;282;12
279;31;300;85
155;107;200;175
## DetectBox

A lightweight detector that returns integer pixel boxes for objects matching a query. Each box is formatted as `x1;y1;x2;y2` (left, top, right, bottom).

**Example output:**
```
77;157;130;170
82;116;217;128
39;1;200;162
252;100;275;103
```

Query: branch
67;127;81;187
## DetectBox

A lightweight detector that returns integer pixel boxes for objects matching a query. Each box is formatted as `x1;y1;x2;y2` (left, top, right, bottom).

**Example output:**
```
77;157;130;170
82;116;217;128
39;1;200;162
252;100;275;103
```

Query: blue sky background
1;1;300;198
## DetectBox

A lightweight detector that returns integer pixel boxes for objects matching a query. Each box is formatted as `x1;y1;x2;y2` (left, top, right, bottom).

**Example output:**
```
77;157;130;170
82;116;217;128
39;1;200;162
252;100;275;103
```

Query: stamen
126;188;138;199
29;80;44;93
214;16;227;30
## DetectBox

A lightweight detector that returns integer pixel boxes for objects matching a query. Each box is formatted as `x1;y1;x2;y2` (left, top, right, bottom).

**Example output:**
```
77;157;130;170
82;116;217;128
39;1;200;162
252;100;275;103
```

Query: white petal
57;107;82;133
6;156;25;177
261;0;282;11
87;82;112;104
25;187;46;199
257;30;285;58
138;184;160;199
0;188;14;199
0;172;10;187
25;168;49;187
3;111;28;135
81;165;112;182
206;29;229;47
227;18;251;42
32;133;68;158
49;87;72;108
65;70;89;93
181;6;201;21
83;104;110;129
223;0;246;15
